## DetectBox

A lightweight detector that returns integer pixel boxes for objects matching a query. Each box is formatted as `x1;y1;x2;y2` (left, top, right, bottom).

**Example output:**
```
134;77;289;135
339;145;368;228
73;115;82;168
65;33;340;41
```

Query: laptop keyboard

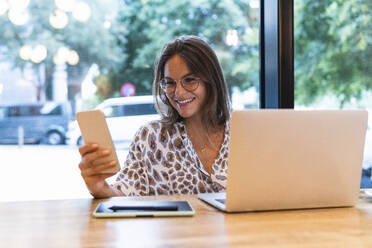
216;199;226;205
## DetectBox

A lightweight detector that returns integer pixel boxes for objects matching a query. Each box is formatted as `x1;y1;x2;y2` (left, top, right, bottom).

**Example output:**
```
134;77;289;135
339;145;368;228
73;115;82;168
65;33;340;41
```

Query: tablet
76;110;120;174
93;199;195;218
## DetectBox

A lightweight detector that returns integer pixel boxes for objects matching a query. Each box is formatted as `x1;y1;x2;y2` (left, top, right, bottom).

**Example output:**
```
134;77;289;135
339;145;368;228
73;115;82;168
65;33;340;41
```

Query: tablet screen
93;200;195;218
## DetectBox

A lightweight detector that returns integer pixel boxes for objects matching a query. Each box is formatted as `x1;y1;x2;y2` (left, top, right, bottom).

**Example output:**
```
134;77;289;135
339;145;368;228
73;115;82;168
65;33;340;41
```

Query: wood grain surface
1;193;372;247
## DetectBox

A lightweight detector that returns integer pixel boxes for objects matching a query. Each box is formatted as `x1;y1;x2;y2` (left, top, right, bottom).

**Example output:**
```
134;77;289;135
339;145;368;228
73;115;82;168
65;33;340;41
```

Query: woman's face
163;54;207;121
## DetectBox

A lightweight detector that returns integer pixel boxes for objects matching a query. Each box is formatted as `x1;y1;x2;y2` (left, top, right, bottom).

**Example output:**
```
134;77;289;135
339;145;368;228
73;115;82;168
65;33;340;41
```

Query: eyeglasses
160;76;202;94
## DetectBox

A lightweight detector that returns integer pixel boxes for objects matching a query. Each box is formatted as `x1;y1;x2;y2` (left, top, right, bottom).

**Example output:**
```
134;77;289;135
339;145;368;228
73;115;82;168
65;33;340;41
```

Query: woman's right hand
78;143;120;198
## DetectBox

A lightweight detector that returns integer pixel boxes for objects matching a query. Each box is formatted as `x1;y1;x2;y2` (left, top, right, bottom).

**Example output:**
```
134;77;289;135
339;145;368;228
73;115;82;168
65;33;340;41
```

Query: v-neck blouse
112;120;230;196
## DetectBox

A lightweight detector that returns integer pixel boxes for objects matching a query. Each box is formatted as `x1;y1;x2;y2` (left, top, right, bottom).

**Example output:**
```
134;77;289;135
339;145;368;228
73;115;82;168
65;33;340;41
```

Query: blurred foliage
0;0;370;108
294;0;372;108
108;0;260;95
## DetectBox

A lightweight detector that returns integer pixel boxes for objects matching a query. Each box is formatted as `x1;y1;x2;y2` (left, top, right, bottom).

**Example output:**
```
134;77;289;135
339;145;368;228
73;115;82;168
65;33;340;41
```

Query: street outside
0;145;128;202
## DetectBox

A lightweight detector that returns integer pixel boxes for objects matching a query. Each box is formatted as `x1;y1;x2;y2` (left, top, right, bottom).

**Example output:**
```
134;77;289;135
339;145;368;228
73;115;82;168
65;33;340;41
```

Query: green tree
295;0;372;108
109;0;260;96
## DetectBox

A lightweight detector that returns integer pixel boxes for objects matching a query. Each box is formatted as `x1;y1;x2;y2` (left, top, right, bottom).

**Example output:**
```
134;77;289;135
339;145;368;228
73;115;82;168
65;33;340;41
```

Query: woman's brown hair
153;35;231;129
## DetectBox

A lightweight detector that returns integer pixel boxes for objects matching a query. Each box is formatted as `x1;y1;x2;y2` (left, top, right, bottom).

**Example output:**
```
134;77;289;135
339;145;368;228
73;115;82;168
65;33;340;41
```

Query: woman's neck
184;115;225;174
184;115;224;140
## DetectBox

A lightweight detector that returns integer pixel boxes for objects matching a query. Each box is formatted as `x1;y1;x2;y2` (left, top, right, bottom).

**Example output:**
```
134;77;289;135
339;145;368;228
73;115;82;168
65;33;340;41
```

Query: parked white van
66;95;160;146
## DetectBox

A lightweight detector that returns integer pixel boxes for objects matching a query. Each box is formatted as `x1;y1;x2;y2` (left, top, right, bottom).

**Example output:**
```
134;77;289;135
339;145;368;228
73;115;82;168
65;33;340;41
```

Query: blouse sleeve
111;126;150;196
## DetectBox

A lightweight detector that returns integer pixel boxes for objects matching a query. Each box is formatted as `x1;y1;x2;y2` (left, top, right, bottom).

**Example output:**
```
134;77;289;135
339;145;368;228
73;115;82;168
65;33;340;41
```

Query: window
294;0;371;111
294;0;372;187
0;0;260;201
123;103;157;116
41;102;62;115
102;106;122;118
7;105;42;117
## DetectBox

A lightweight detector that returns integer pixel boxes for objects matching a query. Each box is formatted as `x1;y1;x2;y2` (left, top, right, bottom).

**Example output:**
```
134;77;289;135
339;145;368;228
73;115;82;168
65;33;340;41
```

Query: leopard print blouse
112;120;230;196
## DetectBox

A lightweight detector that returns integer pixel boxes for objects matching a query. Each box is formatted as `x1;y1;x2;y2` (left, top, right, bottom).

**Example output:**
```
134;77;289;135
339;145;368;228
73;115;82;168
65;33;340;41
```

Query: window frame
260;0;294;109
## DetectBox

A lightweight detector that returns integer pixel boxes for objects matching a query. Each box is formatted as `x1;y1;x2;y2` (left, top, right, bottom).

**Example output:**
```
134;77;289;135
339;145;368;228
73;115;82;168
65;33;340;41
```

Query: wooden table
1;193;372;247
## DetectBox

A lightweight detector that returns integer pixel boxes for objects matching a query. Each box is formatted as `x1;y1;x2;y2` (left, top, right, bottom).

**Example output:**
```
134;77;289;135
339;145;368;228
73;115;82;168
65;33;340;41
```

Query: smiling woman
154;36;230;130
78;36;232;198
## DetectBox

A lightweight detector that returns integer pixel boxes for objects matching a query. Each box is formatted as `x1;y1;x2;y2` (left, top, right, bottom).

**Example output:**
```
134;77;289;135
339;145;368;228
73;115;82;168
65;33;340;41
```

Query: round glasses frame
159;76;203;94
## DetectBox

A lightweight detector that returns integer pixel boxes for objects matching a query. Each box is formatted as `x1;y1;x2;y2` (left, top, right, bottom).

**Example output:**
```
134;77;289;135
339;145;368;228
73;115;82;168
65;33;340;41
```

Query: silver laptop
198;110;368;212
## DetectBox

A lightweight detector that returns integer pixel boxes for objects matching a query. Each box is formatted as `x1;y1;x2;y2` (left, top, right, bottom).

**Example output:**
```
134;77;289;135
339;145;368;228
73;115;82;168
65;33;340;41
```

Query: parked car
66;96;161;146
0;101;73;145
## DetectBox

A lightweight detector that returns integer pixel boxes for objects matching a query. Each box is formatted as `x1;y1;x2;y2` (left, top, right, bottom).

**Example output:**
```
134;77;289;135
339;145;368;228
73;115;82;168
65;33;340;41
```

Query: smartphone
93;200;195;218
76;110;120;174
